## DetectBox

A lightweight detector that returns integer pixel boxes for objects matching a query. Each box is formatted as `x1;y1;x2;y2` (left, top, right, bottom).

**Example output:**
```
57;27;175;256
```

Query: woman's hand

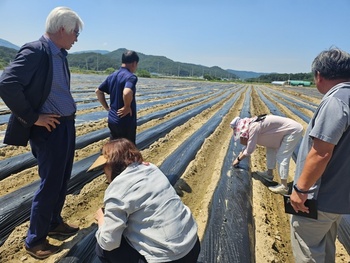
95;207;105;226
232;158;240;168
232;152;243;168
232;152;244;168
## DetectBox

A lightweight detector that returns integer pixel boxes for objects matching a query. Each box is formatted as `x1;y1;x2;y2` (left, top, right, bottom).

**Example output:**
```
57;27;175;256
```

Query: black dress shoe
25;240;61;259
48;222;79;236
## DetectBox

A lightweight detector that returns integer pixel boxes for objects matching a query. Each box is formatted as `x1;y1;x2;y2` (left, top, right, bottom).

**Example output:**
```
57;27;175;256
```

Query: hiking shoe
268;184;289;195
256;171;274;181
48;222;79;236
25;240;61;259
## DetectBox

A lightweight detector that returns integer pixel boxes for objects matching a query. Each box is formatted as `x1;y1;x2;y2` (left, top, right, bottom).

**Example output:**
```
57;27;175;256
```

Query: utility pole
96;54;99;71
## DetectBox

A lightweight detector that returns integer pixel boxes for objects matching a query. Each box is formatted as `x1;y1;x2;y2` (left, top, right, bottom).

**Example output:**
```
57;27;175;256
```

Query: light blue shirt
96;162;198;263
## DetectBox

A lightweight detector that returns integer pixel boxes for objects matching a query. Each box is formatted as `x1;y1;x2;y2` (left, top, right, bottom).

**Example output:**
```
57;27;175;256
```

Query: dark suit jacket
0;36;53;146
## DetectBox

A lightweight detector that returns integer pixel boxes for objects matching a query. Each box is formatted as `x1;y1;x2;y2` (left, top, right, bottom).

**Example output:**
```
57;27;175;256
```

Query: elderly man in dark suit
0;6;83;259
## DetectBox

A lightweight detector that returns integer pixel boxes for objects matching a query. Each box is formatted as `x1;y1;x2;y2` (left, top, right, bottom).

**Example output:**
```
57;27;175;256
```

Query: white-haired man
0;6;84;259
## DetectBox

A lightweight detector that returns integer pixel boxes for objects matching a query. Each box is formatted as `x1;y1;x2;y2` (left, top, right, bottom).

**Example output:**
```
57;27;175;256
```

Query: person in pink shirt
231;114;303;195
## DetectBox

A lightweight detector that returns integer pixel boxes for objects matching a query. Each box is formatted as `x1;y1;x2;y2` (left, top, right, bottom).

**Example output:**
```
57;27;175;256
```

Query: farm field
0;75;349;263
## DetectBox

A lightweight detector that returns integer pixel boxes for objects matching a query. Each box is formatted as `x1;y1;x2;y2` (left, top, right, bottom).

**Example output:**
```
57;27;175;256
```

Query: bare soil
0;82;349;263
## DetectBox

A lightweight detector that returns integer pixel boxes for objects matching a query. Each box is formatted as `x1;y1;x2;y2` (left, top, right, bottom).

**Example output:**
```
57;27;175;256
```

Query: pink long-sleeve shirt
242;115;303;156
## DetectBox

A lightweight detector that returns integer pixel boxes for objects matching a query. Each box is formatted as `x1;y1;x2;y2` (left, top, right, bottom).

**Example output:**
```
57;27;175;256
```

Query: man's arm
0;45;44;127
117;87;133;117
95;88;110;111
290;138;334;213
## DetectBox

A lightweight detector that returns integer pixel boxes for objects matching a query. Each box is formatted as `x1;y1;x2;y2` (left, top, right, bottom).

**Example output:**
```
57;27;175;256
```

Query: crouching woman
91;138;200;263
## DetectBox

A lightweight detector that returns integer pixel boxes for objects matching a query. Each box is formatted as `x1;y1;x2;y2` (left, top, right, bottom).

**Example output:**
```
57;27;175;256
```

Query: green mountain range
0;40;237;79
0;46;18;69
0;38;271;79
0;39;20;50
67;48;239;79
0;38;312;82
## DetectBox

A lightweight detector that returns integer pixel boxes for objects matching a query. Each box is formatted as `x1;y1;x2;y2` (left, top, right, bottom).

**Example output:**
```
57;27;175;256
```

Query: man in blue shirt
0;7;84;259
96;50;139;144
290;48;350;262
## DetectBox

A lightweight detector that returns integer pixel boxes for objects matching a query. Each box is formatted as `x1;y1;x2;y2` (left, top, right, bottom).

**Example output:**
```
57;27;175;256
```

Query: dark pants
108;122;136;144
25;120;75;247
95;236;147;263
95;236;201;263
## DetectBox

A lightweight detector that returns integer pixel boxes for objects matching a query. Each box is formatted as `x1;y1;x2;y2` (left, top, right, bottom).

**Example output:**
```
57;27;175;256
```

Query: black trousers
95;236;201;263
95;236;146;263
108;123;136;144
25;120;75;247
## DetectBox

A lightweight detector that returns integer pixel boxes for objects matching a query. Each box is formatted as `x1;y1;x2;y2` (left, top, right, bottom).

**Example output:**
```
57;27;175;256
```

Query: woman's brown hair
102;138;143;183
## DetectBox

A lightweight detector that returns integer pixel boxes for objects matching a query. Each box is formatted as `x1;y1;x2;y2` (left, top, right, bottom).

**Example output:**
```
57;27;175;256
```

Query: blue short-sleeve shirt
99;67;137;126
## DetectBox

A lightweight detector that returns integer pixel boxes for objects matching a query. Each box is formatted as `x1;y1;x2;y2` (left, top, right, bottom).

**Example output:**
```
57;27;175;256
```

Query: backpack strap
254;114;267;122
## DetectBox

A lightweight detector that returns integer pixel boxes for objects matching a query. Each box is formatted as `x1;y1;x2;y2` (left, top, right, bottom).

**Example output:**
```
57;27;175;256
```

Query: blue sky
1;0;349;73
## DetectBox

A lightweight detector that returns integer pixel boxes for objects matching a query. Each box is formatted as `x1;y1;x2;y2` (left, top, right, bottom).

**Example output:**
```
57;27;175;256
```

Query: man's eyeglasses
74;30;80;37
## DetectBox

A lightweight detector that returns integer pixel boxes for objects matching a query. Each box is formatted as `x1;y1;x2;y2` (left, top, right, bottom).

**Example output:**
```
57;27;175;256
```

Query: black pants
26;120;75;247
95;236;201;263
95;236;146;263
108;123;136;144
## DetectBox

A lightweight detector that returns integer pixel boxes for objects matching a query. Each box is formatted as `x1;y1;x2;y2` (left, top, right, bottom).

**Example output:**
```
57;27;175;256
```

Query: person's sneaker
268;184;289;195
256;171;274;181
25;240;61;259
48;222;79;236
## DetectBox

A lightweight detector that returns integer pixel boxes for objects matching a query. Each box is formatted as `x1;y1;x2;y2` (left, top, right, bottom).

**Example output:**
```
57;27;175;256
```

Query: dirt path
0;82;349;263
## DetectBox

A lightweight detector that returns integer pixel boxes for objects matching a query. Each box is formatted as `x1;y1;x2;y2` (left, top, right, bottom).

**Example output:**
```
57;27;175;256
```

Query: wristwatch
293;184;315;194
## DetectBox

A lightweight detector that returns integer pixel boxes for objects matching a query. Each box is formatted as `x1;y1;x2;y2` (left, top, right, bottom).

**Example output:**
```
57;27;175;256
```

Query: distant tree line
246;72;313;83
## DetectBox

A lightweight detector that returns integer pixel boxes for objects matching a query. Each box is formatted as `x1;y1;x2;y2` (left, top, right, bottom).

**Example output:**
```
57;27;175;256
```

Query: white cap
230;117;240;129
